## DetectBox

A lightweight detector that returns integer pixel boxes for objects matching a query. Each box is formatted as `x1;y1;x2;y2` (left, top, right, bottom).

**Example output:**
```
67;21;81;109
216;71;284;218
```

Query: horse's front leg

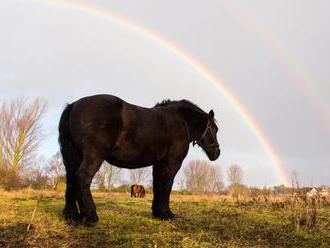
152;160;182;220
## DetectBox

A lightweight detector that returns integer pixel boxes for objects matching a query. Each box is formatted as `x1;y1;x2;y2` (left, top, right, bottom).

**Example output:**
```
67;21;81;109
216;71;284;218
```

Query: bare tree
227;164;243;186
184;160;223;193
207;166;224;192
0;97;47;189
94;161;121;190
184;160;209;192
46;152;65;190
25;155;48;189
94;165;107;190
130;167;151;185
177;177;186;191
105;163;122;190
291;170;300;190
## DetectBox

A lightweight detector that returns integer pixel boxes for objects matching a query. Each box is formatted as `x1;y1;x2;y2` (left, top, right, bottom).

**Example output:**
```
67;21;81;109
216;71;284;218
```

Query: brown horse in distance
131;184;146;198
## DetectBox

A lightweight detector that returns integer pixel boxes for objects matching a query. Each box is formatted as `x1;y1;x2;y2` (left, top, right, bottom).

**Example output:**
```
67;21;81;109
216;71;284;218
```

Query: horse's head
194;110;220;161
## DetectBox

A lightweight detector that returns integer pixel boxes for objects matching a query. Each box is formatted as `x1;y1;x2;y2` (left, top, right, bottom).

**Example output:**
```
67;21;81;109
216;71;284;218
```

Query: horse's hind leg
62;156;81;224
76;155;103;226
63;168;80;223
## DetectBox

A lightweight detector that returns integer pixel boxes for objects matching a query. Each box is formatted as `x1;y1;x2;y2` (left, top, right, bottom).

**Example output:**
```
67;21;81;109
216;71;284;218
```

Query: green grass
0;190;329;247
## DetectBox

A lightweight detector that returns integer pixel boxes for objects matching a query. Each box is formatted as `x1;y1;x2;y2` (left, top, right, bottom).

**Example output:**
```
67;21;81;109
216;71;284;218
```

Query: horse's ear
208;110;214;120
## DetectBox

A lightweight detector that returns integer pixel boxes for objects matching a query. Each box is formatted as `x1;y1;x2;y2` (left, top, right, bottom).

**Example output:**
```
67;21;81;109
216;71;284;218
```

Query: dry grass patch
0;190;329;247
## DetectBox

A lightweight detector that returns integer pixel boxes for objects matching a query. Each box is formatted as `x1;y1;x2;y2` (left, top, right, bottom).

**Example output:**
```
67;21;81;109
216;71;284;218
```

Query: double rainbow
221;1;330;129
36;0;291;185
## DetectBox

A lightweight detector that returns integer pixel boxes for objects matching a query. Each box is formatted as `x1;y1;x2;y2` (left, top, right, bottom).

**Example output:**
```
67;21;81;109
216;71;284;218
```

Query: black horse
59;94;220;226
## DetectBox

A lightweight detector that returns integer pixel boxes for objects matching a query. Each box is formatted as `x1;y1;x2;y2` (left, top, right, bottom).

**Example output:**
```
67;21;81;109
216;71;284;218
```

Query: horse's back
68;94;125;155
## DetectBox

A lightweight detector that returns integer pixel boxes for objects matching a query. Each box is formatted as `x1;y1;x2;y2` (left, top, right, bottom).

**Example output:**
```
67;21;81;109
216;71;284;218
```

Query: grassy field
1;189;330;247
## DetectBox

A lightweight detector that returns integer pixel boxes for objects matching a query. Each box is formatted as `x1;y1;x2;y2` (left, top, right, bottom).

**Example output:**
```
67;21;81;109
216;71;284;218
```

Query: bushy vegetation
1;189;329;247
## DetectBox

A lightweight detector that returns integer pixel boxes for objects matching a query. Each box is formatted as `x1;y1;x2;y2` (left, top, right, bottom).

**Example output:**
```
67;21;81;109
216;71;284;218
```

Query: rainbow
220;1;330;129
36;0;291;185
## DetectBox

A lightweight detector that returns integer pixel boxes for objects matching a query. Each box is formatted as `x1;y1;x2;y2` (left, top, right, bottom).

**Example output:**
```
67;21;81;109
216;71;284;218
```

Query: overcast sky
1;0;329;187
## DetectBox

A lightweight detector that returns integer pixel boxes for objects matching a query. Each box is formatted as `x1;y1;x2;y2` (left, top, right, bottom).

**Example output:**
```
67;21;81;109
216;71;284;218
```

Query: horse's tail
59;104;81;173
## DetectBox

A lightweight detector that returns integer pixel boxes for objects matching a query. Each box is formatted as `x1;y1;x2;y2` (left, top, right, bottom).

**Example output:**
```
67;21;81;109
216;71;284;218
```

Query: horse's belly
106;147;157;169
105;156;153;169
107;128;167;168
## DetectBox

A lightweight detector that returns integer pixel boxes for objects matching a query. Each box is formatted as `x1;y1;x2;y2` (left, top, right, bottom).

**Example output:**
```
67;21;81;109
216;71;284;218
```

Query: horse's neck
174;106;207;142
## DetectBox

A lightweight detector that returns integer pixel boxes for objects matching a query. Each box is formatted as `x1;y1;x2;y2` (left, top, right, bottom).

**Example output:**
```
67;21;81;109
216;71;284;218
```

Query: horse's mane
154;99;172;107
154;99;205;114
154;98;218;141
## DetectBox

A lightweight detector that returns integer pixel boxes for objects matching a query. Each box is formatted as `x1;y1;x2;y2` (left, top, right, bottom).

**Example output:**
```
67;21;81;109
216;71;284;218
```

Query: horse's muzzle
208;147;221;161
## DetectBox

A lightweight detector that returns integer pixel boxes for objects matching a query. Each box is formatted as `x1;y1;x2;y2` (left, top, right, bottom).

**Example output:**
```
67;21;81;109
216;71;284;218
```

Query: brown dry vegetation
1;189;330;247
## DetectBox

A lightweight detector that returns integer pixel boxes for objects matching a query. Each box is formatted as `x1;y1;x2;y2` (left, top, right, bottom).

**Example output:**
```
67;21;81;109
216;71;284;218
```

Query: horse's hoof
66;219;80;226
80;216;99;227
84;221;98;227
153;210;175;220
62;210;80;225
